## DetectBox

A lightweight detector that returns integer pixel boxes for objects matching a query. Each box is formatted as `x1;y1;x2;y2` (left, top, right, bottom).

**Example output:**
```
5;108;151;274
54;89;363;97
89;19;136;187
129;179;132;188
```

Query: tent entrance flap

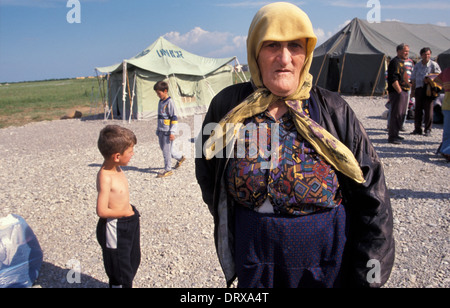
326;58;340;92
312;53;386;95
341;53;386;95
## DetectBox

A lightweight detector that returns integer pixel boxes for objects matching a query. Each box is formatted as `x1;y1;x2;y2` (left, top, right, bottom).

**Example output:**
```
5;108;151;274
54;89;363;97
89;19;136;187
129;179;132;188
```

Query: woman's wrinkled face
257;39;307;97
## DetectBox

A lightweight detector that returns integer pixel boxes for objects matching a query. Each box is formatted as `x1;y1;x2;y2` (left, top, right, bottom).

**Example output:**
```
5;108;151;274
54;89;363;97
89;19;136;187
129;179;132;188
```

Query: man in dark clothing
387;44;411;144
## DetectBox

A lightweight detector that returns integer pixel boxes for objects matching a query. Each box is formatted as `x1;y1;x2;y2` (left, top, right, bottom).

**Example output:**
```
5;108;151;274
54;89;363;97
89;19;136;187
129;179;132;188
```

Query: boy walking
154;81;185;178
96;125;140;288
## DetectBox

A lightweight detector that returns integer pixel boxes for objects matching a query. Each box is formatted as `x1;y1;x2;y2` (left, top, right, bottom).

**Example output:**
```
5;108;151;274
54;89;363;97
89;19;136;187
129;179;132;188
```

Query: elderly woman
195;2;394;288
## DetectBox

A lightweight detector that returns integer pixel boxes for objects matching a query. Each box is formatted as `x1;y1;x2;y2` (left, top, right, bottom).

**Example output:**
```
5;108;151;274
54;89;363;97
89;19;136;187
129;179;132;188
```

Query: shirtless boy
96;125;140;288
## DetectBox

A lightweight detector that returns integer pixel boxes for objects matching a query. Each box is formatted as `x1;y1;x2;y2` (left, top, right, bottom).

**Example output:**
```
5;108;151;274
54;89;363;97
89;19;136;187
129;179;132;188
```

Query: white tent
96;37;241;122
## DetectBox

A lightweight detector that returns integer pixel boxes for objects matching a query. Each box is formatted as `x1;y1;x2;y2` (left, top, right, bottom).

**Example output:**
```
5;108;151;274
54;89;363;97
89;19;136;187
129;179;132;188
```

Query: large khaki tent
96;37;239;121
437;48;450;70
311;18;450;96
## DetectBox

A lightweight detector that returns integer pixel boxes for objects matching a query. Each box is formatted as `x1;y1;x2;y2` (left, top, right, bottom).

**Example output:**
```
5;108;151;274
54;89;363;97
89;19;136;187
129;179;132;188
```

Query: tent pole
318;30;347;88
234;58;245;84
371;55;386;97
338;54;347;94
126;69;133;122
315;54;328;86
122;60;128;124
103;73;109;120
107;73;112;120
95;69;105;105
234;57;248;82
129;73;137;123
94;69;106;117
108;87;121;120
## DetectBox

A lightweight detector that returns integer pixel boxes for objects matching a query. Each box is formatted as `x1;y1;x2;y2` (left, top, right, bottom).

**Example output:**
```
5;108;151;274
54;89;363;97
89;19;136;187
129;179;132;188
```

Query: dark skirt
234;204;347;288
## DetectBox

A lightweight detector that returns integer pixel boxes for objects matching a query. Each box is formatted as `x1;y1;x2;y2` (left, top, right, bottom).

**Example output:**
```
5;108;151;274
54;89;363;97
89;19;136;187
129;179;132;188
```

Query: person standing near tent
196;2;394;288
387;44;414;131
387;44;411;144
154;81;186;178
434;68;450;161
410;47;442;136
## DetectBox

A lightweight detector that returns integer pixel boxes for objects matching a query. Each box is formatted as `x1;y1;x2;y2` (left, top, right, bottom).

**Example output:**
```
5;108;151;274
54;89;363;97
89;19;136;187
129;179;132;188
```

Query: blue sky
1;0;449;83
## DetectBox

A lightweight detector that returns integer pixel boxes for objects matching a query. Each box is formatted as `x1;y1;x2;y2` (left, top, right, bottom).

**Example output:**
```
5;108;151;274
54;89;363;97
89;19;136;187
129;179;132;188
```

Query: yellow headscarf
204;2;365;184
247;1;317;100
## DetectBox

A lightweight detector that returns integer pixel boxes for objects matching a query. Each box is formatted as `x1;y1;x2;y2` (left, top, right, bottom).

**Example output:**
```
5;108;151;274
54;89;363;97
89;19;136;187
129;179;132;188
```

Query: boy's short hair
153;81;169;92
98;125;137;159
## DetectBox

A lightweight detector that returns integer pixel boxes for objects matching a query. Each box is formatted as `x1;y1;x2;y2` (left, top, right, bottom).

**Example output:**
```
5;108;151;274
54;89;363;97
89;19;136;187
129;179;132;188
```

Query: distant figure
387;45;414;131
387;43;411;144
96;125;141;288
410;47;441;136
154;81;185;178
434;67;450;161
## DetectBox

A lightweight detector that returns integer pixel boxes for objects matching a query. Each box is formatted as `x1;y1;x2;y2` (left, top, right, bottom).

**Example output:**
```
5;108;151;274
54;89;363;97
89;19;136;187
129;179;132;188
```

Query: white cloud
232;35;247;51
163;27;247;60
314;28;333;45
314;19;350;46
338;20;352;29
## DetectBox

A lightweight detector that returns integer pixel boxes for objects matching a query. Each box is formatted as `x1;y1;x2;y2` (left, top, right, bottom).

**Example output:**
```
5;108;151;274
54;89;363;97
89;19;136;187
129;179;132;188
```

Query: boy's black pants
96;206;141;288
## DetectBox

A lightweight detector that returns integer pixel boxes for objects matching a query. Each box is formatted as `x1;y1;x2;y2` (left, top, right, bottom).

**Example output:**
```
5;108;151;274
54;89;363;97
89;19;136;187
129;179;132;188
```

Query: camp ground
95;20;450;126
95;37;246;122
311;18;450;96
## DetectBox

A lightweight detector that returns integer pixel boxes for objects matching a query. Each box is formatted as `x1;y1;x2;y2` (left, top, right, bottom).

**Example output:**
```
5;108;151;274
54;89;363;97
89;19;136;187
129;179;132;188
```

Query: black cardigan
195;82;395;287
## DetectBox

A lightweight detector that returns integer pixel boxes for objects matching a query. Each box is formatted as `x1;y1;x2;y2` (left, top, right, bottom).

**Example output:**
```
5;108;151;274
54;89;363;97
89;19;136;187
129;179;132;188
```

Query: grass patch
0;71;251;129
0;78;104;128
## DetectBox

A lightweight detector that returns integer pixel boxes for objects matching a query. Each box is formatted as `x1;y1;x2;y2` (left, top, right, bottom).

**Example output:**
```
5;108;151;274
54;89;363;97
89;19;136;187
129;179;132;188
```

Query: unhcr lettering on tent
156;49;184;59
136;49;150;58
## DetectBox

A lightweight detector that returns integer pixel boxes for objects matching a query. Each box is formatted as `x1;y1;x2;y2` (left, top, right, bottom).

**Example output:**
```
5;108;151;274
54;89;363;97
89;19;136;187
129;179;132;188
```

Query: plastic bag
0;214;43;288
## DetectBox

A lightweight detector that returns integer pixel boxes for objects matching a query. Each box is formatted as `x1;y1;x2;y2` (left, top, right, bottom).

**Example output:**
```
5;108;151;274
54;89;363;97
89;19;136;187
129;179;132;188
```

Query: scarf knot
204;91;365;184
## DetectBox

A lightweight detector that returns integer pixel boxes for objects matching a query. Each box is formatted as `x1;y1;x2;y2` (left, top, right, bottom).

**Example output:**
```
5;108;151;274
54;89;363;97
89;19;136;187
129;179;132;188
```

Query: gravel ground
0;95;448;288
